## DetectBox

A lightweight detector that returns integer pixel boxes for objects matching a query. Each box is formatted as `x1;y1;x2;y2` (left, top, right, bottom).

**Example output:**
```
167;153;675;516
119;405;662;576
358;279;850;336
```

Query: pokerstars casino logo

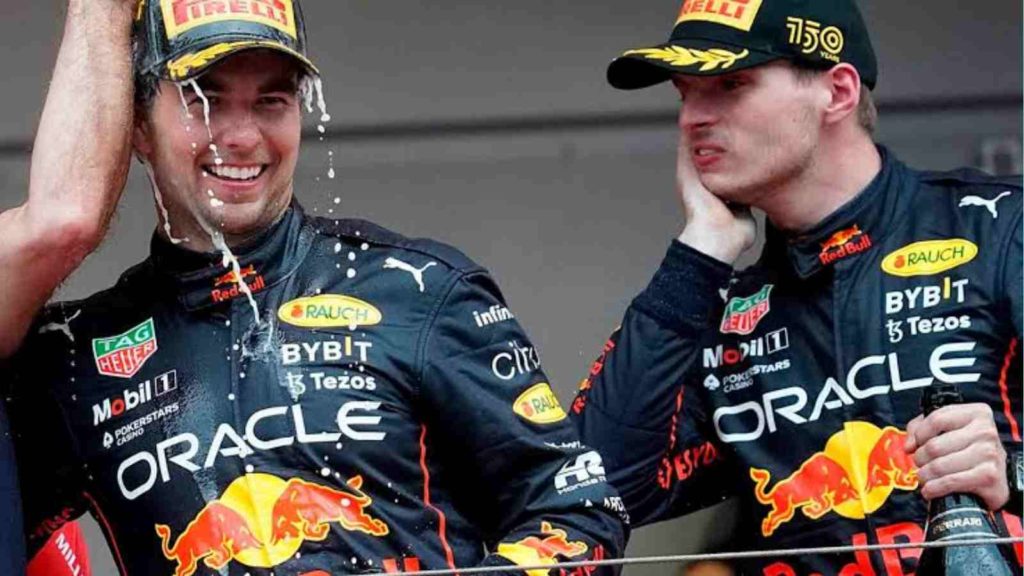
93;319;158;378
881;239;978;277
720;285;773;335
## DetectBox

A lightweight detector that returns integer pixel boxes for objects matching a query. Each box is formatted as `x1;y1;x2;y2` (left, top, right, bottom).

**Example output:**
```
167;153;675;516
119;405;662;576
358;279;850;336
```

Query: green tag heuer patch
93;319;158;379
720;285;773;335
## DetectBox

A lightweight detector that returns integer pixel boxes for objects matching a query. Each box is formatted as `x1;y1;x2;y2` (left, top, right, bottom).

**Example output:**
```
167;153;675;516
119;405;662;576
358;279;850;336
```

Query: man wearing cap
6;1;624;574
0;0;136;573
572;0;1022;574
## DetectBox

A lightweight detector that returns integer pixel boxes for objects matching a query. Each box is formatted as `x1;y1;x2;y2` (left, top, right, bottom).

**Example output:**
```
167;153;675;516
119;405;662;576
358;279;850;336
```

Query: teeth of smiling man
208;165;263;181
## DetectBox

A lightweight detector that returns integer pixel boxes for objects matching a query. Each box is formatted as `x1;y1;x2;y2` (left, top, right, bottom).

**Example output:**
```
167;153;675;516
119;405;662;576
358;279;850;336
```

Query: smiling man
572;0;1022;574
6;1;624;574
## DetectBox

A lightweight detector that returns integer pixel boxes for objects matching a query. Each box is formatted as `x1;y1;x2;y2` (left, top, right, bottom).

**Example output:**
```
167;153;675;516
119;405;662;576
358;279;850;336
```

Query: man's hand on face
904;403;1010;511
675;134;756;266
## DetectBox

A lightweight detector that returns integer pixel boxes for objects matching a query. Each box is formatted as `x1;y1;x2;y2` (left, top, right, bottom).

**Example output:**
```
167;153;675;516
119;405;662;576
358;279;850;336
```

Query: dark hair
134;70;161;115
792;63;877;135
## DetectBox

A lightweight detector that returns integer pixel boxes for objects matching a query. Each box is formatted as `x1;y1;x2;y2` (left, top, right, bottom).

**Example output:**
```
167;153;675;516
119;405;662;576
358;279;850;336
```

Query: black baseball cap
134;0;319;83
607;0;877;90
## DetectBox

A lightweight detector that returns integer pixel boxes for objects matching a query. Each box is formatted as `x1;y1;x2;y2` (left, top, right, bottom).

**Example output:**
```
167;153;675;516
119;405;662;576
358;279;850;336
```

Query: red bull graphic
497;521;589;576
213;264;257;287
210;264;267;303
819;225;873;265
270;475;389;543
751;423;918;537
155;502;262;576
157;473;388;576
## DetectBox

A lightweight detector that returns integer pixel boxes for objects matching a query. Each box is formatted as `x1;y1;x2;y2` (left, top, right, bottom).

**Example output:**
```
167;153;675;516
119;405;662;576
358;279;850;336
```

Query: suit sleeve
3;333;89;559
572;241;740;526
27;521;91;576
1000;207;1023;339
419;268;626;573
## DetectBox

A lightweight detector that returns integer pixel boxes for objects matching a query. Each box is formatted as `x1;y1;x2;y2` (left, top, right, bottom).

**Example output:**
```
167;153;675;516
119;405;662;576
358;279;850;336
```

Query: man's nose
678;93;718;133
216;110;261;152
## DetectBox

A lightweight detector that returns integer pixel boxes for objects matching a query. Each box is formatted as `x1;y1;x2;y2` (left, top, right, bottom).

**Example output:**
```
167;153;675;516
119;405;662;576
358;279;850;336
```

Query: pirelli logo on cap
676;0;764;32
161;0;297;40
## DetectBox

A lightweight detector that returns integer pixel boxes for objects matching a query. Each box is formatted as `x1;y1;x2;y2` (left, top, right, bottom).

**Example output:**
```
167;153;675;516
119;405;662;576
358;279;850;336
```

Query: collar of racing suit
148;200;314;311
763;145;910;279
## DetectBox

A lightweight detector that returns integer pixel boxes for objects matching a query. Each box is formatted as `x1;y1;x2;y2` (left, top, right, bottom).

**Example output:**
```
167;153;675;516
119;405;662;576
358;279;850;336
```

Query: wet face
673;61;827;206
134;50;303;249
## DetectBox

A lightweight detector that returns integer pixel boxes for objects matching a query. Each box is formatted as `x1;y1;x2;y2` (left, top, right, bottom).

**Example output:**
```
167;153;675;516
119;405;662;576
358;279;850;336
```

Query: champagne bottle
915;383;1017;575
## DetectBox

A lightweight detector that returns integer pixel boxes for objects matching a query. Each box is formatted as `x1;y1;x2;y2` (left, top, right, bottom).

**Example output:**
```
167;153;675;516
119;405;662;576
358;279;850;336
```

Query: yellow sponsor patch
277;295;383;328
161;0;297;40
513;383;567;424
676;0;764;32
881;239;978;277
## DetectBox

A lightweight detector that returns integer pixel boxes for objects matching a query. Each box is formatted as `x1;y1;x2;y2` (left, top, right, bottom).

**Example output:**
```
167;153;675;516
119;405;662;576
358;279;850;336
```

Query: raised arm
0;0;135;358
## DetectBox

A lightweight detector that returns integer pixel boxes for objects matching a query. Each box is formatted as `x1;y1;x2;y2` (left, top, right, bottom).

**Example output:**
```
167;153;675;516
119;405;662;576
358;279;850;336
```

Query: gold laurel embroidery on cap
166;41;260;80
624;46;750;72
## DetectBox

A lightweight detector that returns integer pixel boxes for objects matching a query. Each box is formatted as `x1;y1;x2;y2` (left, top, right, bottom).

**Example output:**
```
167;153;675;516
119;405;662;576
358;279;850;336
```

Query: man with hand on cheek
573;0;1022;573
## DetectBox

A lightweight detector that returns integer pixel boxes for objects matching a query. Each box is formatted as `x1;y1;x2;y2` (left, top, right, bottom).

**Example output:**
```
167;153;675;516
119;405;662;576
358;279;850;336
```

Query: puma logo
959;191;1012;218
38;309;82;343
383;257;437;292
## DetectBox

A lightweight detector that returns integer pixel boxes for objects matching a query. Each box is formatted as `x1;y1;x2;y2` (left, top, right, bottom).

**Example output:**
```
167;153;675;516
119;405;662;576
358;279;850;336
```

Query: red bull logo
210;265;267;303
157;473;388;576
751;423;918;537
270;476;388;542
496;521;589;576
156;502;262;576
213;264;257;287
819;225;873;265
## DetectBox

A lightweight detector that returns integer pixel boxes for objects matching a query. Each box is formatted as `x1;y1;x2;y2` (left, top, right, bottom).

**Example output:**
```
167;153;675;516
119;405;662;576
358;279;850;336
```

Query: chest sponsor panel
711;341;982;444
115;400;389;501
883;276;977;344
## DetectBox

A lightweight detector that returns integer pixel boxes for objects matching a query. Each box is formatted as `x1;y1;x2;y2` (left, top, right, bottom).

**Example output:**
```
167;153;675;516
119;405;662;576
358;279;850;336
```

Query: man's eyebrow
260;76;300;93
193;76;226;93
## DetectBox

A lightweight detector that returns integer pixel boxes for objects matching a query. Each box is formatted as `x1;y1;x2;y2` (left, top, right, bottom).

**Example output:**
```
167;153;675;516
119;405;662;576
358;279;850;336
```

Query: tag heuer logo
92;319;158;379
720;285;773;335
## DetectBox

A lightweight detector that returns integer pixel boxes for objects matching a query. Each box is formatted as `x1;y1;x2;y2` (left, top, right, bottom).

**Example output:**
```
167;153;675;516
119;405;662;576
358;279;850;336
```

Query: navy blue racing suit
6;202;625;575
574;148;1023;575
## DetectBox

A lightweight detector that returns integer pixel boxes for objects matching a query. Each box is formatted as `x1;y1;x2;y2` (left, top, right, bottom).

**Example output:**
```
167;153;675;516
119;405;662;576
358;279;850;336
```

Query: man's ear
822;63;862;127
132;111;153;160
